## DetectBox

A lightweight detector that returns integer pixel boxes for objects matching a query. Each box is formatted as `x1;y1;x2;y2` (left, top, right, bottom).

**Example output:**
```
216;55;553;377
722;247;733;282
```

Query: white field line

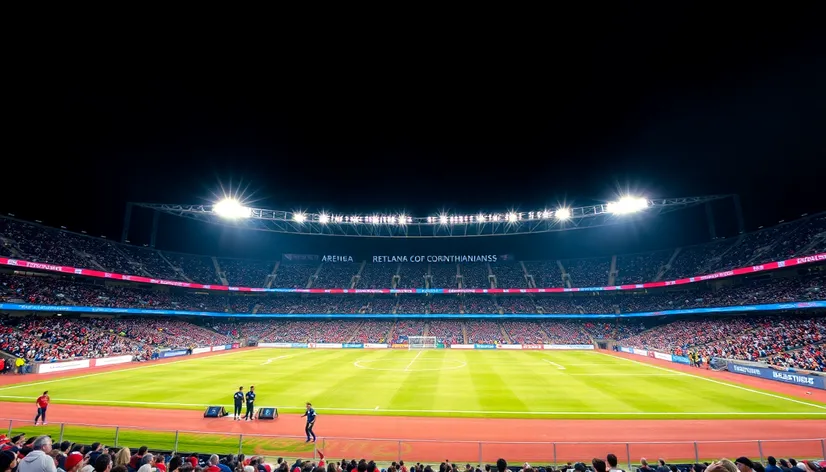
0;396;824;415
403;350;425;372
261;355;292;365
598;351;826;411
543;359;566;370
0;350;250;392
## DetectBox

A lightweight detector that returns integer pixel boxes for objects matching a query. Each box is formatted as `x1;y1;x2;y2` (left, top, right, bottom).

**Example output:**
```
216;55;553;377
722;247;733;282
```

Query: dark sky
5;9;824;257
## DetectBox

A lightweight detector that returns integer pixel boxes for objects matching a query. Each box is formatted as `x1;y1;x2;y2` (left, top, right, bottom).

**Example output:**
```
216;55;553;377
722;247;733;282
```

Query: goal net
408;336;438;349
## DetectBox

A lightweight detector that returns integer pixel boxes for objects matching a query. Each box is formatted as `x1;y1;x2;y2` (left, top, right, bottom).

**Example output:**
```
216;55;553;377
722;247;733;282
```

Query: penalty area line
543;359;565;370
0;396;823;415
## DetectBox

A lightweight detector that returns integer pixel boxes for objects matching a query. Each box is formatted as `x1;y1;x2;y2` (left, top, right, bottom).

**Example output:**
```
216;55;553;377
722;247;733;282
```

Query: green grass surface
3;423;318;457
1;349;825;419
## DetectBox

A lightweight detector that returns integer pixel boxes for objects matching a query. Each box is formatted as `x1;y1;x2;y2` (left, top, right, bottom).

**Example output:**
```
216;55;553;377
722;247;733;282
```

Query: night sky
5;10;824;259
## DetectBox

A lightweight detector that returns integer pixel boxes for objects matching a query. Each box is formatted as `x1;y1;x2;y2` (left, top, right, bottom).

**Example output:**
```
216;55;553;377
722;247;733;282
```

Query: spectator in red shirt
35;391;50;425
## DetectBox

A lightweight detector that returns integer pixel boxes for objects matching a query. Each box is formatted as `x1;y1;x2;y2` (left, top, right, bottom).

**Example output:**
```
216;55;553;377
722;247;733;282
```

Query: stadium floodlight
293;212;306;223
213;199;251;219
398;214;408;225
506;212;519;223
607;196;649;215
555;208;571;221
318;213;329;224
439;214;448;225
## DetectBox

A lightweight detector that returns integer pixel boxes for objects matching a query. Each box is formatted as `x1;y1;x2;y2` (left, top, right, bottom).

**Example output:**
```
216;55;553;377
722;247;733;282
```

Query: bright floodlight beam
213;199;251;219
293;212;306;223
555;207;571;220
607;196;649;215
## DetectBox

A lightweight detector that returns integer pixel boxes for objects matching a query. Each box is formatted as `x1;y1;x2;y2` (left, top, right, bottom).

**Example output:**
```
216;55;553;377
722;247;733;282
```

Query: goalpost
408;336;438;349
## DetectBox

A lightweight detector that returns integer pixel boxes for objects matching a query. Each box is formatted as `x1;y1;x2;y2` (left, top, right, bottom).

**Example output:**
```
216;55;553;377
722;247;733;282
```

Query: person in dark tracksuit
233;386;244;420
244;385;256;420
301;402;317;442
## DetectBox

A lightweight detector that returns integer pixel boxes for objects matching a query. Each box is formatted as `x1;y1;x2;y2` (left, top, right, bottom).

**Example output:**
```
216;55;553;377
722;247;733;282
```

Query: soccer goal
408;336;438;349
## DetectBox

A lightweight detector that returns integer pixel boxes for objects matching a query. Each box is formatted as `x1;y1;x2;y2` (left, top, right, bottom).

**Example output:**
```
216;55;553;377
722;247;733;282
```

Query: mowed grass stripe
1;349;824;419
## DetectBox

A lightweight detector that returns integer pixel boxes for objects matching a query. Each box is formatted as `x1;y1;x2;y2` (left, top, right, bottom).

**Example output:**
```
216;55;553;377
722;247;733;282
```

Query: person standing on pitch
244;385;256;420
233;386;244;420
301;402;317;442
34;391;50;425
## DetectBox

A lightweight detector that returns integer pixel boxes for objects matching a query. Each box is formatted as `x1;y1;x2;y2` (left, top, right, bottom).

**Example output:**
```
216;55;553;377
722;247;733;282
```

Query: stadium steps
305;263;322;289
557;260;572;288
702;234;745;273
212;257;229;285
158;251;192;282
608;255;617;285
422;322;430;337
79;251;107;271
461;323;468;344
265;262;279;288
384;322;396;343
656;247;682;281
0;236;25;258
797;231;826;257
345;321;363;343
251;304;260;314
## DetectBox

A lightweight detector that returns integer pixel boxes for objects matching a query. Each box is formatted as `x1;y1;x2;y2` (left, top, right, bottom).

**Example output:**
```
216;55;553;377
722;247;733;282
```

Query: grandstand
1;207;825;468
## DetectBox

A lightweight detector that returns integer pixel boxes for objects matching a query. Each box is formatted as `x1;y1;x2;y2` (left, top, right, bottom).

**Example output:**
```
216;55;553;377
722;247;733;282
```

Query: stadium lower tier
1;312;824;372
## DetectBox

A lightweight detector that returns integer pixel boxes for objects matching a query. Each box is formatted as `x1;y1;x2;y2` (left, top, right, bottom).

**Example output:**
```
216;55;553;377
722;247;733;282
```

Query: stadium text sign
726;361;826;390
372;254;498;263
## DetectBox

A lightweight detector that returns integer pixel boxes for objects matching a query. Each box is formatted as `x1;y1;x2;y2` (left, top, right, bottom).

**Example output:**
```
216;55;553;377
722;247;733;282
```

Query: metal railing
5;419;825;466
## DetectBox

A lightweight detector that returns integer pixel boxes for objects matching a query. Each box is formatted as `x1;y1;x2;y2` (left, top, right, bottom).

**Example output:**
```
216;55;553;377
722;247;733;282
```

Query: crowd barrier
617;346;826;390
36;345;237;374
3;419;825;465
3;301;824;319
1;253;823;294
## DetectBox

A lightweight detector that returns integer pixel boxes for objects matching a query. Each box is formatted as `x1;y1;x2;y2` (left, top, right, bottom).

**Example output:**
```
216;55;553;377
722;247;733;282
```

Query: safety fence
4;419;825;466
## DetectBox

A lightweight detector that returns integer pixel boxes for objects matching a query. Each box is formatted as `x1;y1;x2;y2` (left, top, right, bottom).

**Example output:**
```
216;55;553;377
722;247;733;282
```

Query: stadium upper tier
1;271;824;316
2;313;824;372
0;213;825;291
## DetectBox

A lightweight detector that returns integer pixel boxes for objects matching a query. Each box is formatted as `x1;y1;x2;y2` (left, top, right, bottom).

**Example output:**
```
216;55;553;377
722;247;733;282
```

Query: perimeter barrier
5;419;825;465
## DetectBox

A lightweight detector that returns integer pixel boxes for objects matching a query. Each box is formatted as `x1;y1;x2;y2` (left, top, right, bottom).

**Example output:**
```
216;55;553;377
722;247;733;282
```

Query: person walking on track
34;391;50;426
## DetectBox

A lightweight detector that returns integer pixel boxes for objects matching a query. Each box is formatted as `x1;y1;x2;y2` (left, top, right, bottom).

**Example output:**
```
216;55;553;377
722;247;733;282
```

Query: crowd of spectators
461;264;490;289
0;315;230;362
219;258;274;287
428;320;463;344
391;320;425;343
615;250;670;285
429;264;457;289
5;434;808;472
2;271;823;317
314;263;359;289
1;214;824;291
501;321;545;344
563;257;611;288
273;264;316;289
463;296;499;314
493;262;530;288
619;315;826;372
358;264;394;289
351;321;393;343
465;321;503;344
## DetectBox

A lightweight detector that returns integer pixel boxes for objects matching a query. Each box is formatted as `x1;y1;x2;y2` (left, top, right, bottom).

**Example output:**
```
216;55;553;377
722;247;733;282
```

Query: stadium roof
132;195;732;238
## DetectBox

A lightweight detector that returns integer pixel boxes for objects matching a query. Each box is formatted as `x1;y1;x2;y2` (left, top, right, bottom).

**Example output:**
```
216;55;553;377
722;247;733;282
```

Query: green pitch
1;349;825;419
